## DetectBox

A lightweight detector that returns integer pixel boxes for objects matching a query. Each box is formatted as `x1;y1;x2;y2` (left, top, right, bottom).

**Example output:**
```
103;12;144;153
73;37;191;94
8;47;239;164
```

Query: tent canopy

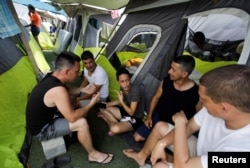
103;0;250;109
12;0;67;16
52;0;129;10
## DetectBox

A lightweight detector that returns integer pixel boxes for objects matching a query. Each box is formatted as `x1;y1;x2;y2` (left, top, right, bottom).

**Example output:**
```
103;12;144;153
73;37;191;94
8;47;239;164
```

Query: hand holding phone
94;103;107;109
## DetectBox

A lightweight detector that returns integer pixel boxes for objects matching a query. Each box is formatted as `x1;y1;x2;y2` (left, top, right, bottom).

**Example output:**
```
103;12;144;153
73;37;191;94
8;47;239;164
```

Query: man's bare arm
173;112;202;168
151;116;200;165
145;81;163;127
46;86;99;122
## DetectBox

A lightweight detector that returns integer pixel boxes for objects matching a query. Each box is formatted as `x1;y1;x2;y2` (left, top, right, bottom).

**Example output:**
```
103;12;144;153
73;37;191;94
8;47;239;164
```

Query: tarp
52;0;129;11
13;2;67;22
0;0;21;39
105;0;250;108
12;0;67;16
0;38;37;167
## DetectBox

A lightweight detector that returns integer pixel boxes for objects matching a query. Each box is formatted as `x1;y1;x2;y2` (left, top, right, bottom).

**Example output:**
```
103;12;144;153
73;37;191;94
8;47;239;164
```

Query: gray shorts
35;118;71;141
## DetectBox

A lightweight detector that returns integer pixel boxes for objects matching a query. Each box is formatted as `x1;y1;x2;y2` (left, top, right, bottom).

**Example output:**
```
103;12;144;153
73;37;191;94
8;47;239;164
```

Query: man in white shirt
77;51;109;107
124;64;250;168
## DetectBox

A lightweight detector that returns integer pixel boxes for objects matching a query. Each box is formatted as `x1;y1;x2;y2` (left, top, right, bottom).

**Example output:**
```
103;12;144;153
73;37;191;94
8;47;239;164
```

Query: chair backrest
53;30;72;55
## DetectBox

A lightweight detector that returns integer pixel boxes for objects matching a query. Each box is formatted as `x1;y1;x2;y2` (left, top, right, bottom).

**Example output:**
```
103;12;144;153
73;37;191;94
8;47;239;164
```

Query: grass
28;108;139;168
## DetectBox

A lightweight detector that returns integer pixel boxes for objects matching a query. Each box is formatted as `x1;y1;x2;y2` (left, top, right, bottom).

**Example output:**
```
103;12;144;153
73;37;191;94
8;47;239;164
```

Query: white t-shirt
188;40;203;55
194;107;250;168
84;65;109;99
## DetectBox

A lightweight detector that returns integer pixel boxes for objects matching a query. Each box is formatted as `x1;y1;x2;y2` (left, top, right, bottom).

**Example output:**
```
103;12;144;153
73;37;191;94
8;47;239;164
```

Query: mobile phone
94;103;106;108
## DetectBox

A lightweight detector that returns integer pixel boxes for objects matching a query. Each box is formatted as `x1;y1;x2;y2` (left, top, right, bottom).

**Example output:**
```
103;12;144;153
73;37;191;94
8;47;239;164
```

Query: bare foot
123;149;146;166
89;151;114;164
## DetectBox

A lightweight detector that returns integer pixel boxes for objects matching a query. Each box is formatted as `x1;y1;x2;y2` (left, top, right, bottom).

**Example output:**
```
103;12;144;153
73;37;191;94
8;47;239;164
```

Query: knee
153;161;170;168
152;121;170;136
110;125;120;134
154;121;167;129
154;121;170;133
134;132;145;142
77;118;89;130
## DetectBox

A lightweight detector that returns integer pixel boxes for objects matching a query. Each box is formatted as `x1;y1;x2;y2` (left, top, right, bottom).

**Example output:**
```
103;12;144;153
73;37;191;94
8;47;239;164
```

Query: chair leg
18;131;33;167
42;155;71;168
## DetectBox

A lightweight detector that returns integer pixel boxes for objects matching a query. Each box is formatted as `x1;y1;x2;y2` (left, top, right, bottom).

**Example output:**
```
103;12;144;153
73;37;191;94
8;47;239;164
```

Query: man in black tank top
26;51;113;164
124;55;202;166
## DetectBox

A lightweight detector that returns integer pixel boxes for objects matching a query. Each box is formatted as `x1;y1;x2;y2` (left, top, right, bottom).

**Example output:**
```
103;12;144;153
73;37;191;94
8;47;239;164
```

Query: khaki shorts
166;123;197;157
160;123;197;168
167;162;174;168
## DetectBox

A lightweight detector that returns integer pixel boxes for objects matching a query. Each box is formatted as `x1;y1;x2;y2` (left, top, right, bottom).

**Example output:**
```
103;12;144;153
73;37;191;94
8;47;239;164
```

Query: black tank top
26;73;64;135
155;76;199;125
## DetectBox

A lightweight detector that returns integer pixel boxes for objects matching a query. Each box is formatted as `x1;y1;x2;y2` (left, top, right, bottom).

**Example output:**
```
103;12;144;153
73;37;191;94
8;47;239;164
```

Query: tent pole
6;0;43;80
95;10;127;60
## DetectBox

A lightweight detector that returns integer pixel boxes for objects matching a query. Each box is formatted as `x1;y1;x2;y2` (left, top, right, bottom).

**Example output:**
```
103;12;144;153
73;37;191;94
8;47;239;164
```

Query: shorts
168;162;174;168
79;97;107;107
161;123;197;157
118;106;143;130
35;118;71;141
31;25;40;36
136;113;160;139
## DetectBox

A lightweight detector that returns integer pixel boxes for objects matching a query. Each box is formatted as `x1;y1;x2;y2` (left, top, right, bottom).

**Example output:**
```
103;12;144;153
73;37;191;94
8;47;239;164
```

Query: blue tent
12;0;67;16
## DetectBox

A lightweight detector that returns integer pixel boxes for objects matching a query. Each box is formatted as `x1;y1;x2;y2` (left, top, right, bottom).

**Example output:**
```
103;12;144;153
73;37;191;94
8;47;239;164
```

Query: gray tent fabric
68;15;82;52
0;37;23;75
85;23;99;47
185;0;250;16
107;2;189;107
106;0;250;107
23;0;249;108
84;14;117;47
247;56;250;67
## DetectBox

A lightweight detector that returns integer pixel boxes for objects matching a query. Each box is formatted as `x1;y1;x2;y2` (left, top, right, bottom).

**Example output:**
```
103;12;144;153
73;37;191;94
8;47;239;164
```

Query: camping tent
1;0;250;167
50;0;250;108
0;1;126;167
12;0;67;19
0;1;38;168
104;0;250;108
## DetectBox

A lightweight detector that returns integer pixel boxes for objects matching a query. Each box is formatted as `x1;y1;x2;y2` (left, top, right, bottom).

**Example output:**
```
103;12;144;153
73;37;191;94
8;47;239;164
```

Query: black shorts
117;106;143;130
31;25;40;36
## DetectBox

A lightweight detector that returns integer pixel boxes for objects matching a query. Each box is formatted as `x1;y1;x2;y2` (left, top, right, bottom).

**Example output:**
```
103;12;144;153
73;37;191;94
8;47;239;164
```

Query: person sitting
124;64;250;168
49;21;57;37
26;51;114;164
98;67;145;136
77;51;109;107
134;55;201;143
187;31;216;61
187;31;206;57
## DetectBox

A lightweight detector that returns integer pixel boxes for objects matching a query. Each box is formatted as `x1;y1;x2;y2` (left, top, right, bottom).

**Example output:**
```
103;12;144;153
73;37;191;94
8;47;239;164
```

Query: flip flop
88;154;114;164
